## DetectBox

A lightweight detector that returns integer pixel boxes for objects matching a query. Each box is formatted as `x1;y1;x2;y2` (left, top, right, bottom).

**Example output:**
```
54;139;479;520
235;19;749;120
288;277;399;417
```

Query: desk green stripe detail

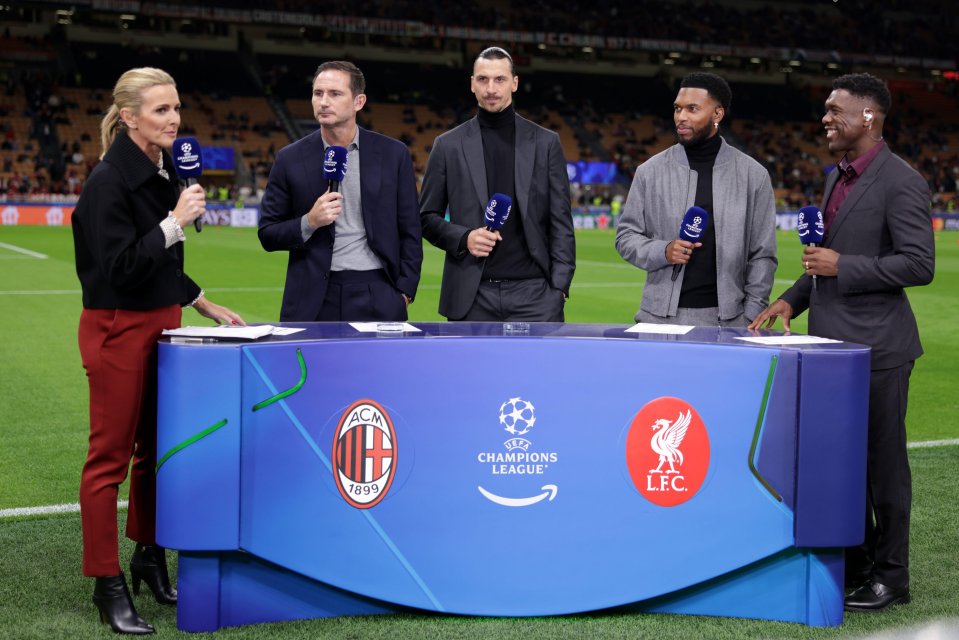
155;419;229;473
252;348;307;411
748;355;782;501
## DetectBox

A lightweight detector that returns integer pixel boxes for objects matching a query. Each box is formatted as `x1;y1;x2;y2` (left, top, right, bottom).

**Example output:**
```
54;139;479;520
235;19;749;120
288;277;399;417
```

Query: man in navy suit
420;47;575;321
259;60;422;322
750;73;935;612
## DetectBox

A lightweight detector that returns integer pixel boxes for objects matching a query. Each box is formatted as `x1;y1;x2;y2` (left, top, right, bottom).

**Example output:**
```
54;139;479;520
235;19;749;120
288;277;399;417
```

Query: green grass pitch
0;226;957;638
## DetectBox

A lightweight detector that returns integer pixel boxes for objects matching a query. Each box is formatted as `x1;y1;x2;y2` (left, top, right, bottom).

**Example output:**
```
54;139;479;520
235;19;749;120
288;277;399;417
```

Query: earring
713;122;719;129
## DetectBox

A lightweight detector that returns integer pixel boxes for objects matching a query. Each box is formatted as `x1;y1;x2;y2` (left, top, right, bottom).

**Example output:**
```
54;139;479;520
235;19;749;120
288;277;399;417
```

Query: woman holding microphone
72;67;244;634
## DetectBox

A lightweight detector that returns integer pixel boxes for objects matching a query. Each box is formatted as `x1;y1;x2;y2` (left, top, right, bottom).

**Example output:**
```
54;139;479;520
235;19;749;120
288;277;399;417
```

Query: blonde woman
72;67;244;634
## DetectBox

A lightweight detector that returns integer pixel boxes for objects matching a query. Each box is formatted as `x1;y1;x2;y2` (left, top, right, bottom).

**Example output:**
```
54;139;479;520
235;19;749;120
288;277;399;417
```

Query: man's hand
305;189;342;229
467;228;502;258
802;246;839;277
747;299;795;333
665;239;702;265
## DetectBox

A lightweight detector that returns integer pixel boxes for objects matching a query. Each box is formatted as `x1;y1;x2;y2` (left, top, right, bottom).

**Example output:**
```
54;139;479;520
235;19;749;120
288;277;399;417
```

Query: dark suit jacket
781;145;934;369
258;127;422;322
72;131;201;310
419;113;575;320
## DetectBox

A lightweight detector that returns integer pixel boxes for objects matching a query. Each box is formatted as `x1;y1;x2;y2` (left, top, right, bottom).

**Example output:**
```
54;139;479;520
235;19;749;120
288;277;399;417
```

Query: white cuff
161;212;186;248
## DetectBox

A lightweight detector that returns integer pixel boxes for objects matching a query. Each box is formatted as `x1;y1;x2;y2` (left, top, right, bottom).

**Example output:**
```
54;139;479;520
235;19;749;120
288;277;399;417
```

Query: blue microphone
484;193;512;231
172;136;204;232
798;205;824;289
797;206;824;246
671;206;710;281
323;145;348;193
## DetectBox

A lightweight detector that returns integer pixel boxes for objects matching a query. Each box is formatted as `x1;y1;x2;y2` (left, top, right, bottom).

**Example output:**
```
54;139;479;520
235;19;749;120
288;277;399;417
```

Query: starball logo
625;397;710;507
684;216;705;239
332;399;396;509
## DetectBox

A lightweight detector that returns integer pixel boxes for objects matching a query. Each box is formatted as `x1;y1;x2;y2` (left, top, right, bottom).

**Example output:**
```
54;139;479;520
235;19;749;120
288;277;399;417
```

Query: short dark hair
680;72;732;113
475;46;514;75
832;73;891;114
313;60;365;96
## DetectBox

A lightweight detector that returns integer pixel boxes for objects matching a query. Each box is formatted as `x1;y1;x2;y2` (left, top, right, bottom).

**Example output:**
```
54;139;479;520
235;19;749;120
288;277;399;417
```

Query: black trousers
846;361;914;589
316;269;407;322
459;277;565;322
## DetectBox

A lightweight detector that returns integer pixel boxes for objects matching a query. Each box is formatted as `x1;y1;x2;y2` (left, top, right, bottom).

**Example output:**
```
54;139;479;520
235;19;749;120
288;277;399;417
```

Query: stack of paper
163;325;280;341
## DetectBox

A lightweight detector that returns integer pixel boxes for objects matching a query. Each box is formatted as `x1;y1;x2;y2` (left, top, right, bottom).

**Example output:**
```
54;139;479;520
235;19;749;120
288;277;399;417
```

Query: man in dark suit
420;47;575;321
750;73;935;612
259;60;422;322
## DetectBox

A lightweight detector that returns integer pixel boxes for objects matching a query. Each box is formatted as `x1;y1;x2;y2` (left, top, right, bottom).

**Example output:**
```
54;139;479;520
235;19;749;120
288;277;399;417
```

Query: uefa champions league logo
686;216;704;237
326;148;335;162
176;141;200;169
476;397;558;508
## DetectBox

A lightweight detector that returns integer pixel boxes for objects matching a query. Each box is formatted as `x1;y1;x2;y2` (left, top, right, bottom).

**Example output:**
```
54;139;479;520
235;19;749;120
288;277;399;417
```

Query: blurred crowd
2;0;958;212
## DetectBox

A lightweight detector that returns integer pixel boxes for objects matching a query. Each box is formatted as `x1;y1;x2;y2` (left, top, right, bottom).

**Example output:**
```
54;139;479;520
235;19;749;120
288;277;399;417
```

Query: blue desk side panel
156;345;241;550
795;349;870;547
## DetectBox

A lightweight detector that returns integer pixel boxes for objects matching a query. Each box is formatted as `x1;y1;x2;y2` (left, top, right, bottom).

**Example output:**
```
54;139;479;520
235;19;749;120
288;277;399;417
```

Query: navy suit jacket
781;145;934;369
258;127;422;322
419;113;575;319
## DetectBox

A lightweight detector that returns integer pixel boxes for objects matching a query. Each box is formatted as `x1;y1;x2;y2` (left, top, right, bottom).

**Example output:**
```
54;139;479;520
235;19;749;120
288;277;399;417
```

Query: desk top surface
161;322;870;354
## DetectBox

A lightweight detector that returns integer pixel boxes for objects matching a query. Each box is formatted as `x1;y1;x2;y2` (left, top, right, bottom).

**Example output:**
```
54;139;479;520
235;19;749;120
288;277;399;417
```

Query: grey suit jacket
781;145;934;369
419;113;575;320
615;139;778;322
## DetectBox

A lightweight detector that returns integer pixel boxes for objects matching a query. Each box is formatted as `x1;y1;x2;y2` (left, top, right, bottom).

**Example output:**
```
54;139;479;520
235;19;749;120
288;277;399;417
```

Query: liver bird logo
649;410;691;474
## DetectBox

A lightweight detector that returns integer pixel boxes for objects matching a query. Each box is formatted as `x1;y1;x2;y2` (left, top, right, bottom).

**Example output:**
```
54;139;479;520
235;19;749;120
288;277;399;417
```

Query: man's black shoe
844;581;911;612
844;571;870;595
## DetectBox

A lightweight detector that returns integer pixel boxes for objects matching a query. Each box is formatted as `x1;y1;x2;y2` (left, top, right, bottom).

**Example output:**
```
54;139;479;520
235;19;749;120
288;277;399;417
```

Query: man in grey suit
750;73;935;612
616;72;777;326
420;47;575;321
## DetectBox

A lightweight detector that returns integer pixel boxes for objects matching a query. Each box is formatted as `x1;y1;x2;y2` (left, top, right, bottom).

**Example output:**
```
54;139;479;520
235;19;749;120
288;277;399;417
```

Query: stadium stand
1;1;957;211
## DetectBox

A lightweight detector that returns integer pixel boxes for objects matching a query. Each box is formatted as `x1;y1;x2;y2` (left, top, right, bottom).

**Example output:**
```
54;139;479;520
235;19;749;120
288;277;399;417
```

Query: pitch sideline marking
0;500;127;519
0;242;48;259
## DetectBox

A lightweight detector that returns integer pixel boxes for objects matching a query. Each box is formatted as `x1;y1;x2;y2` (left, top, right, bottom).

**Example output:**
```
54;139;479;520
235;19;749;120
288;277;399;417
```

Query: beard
677;125;715;147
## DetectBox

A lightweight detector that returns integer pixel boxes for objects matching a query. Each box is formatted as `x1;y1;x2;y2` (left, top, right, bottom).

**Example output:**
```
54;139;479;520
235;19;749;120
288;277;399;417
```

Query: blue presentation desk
156;323;870;631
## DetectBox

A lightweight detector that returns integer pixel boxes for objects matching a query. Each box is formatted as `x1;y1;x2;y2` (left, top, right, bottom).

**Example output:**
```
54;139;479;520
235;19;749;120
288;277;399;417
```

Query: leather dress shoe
844;581;911;612
92;574;155;634
130;544;177;605
844;571;870;596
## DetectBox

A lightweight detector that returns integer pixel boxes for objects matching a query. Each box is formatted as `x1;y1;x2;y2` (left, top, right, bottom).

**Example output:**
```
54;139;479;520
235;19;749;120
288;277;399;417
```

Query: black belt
482;276;541;284
329;269;389;284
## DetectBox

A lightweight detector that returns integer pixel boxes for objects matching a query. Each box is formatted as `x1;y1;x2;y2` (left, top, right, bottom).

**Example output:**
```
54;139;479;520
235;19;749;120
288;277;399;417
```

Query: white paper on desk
270;327;306;336
736;335;842;345
624;323;695;335
163;324;276;340
349;322;421;333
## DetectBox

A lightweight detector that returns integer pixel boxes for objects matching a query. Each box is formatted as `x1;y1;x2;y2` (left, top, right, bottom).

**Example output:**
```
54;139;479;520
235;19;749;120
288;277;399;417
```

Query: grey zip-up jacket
615;138;777;322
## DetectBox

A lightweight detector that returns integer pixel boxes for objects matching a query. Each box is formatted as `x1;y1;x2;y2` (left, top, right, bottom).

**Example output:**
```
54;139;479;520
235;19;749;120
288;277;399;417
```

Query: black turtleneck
679;133;721;308
477;104;541;281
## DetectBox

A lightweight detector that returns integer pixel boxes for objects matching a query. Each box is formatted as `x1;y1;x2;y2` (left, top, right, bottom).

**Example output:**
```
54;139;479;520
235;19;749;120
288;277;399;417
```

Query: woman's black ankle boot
130;544;177;605
92;574;155;635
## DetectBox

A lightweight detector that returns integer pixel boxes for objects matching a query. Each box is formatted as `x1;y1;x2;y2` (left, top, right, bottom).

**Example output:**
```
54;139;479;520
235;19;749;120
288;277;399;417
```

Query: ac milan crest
333;399;397;509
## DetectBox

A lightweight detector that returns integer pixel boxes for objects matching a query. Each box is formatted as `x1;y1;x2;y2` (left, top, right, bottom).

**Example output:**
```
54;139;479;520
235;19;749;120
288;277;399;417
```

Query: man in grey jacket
616;72;777;326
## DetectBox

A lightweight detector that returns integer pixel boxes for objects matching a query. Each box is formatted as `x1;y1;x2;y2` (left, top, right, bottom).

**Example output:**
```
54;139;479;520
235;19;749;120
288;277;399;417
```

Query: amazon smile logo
476;397;559;508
